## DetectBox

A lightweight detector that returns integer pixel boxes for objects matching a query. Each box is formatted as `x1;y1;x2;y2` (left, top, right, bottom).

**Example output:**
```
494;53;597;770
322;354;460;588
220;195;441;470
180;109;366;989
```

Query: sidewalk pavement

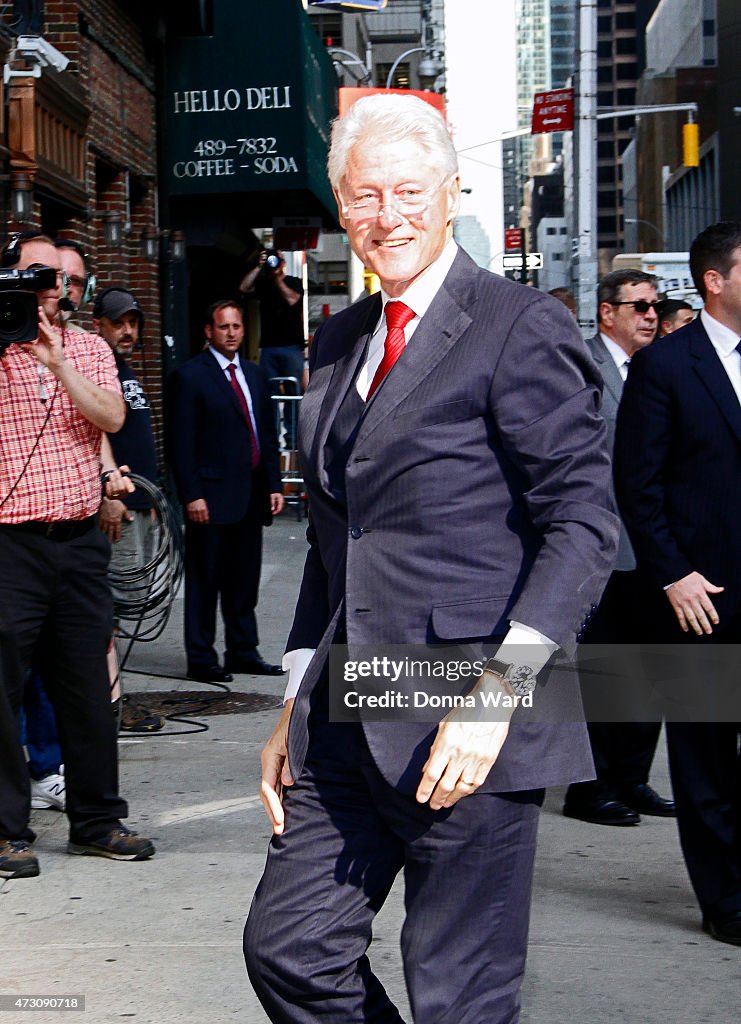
3;511;738;1024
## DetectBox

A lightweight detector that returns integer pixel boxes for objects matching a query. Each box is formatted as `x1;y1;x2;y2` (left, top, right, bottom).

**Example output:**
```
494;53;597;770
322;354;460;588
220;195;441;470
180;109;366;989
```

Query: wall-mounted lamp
141;225;159;261
140;226;186;262
170;230;186;262
10;172;34;223
103;211;123;247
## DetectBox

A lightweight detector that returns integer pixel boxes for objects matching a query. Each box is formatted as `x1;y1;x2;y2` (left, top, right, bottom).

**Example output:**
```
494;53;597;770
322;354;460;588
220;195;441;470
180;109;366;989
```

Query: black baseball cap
93;287;142;322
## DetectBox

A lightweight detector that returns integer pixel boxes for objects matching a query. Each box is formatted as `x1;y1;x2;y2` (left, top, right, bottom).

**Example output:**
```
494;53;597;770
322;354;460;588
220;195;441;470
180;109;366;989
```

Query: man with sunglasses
563;269;675;828
0;234;155;879
245;94;619;1023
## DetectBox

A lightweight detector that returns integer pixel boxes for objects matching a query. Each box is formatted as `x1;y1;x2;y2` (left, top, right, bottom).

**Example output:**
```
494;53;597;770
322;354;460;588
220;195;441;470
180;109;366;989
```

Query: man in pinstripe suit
244;94;619;1023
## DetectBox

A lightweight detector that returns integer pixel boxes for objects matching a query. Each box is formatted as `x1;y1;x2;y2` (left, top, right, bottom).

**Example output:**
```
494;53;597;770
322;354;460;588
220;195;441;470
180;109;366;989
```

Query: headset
54;238;97;308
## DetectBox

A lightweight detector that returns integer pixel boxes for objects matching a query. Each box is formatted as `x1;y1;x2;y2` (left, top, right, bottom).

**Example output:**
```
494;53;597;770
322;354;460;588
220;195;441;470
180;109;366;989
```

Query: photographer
239;249;305;447
0;234;155;880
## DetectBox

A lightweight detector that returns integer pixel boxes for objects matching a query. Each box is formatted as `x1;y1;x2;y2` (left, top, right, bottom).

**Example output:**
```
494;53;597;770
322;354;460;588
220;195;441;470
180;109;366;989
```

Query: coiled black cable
108;474;184;648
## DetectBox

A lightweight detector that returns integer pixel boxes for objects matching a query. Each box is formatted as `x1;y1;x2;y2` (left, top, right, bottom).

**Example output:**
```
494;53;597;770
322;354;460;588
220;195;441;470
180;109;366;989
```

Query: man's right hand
666;571;724;635
186;498;209;524
260;698;295;835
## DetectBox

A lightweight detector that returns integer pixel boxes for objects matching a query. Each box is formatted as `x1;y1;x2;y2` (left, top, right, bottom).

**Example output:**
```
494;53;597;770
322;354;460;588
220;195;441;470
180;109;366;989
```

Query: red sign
504;228;524;252
531;88;574;135
339;87;446;118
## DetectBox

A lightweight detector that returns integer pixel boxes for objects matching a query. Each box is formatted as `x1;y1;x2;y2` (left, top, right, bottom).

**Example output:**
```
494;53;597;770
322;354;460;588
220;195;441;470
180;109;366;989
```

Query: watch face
509;665;536;695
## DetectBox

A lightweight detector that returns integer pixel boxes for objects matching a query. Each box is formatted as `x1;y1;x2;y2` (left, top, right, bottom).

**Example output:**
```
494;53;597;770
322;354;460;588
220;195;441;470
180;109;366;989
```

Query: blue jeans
22;668;62;779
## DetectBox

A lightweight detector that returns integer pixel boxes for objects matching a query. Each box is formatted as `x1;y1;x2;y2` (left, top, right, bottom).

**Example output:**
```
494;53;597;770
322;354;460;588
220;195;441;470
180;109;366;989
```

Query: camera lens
0;293;38;345
266;254;281;270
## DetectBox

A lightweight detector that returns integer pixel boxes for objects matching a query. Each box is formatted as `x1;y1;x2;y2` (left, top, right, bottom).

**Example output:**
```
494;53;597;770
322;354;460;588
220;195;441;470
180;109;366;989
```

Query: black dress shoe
186;665;234;683
621;783;676;817
224;653;285;676
702;911;741;946
563;797;640;826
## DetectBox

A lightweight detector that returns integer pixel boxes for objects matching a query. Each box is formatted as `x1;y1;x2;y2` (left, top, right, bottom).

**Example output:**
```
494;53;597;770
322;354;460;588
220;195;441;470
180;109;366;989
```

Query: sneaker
30;772;66;811
119;698;165;733
0;839;40;879
67;825;155;861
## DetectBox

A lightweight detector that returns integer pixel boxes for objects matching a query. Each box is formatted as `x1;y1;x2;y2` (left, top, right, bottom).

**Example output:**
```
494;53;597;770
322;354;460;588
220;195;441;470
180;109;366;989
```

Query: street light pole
327;47;373;85
576;0;598;335
624;217;664;250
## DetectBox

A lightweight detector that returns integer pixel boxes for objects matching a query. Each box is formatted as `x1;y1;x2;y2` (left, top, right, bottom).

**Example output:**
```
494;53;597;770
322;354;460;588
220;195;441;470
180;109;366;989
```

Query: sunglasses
610;299;660;314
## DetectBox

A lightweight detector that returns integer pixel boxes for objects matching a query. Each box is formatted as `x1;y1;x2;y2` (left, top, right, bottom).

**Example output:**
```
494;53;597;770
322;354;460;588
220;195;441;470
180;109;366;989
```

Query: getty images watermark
342;655;530;711
327;643;741;724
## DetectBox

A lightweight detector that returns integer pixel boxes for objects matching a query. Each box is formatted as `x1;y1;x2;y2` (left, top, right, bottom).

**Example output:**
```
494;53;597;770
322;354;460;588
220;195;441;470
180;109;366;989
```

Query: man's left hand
416;674;515;810
270;492;285;515
99;498;133;542
21;307;65;372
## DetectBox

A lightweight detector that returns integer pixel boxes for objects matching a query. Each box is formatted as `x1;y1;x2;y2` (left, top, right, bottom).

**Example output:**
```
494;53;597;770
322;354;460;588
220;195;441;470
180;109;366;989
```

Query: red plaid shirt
0;330;121;523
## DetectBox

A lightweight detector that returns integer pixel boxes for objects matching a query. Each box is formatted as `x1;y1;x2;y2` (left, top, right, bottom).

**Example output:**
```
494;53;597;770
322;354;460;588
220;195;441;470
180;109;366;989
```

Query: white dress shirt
355;237;458;399
208;345;260;444
283;241;557;700
700;308;741;404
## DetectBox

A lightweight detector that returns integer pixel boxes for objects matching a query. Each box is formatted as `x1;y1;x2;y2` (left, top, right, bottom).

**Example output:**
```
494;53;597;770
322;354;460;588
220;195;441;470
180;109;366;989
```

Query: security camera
16;35;69;73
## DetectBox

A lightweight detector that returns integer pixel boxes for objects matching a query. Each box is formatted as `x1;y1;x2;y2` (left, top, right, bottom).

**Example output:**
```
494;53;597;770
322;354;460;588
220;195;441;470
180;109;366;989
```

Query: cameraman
239;249;305;447
0;234;154;880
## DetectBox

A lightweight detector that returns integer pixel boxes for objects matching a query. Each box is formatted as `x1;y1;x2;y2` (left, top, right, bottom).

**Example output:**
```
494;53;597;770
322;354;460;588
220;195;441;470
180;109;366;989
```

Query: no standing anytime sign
531;88;574;135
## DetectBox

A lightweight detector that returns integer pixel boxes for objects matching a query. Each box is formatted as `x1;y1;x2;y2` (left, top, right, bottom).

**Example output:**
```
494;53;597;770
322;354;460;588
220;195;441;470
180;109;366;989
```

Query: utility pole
575;0;598;335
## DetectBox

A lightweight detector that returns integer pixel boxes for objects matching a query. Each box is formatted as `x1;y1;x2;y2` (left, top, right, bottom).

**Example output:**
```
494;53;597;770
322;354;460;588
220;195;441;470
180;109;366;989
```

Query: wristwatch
483;658;537;697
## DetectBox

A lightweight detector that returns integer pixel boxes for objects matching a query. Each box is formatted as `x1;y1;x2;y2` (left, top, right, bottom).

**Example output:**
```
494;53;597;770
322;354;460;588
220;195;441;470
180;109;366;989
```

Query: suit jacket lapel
588;334;624;405
690;323;741;447
301;295;380;492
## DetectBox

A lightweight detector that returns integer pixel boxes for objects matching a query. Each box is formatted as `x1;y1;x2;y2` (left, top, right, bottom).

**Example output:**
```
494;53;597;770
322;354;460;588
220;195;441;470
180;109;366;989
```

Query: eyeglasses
66;274;87;289
340;177;450;222
610;299;660;315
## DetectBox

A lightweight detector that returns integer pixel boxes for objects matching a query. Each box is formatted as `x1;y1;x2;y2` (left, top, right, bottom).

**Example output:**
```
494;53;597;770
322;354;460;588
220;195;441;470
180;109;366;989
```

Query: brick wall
40;1;165;456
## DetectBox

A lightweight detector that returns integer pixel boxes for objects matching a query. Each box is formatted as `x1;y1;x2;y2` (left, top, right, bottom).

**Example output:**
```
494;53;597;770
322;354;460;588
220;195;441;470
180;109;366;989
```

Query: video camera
0;266;56;349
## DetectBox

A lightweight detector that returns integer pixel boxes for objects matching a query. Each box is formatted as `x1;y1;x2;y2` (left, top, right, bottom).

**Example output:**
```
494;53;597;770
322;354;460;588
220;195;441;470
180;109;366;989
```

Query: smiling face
336;136;460;298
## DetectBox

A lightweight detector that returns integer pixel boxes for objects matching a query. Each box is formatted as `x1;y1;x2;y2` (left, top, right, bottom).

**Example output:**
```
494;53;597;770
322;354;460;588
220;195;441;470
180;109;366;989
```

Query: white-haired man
244;94;618;1022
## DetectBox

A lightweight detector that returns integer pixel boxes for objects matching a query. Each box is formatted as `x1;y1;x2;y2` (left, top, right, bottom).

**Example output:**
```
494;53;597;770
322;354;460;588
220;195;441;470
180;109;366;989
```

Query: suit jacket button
350;526;364;539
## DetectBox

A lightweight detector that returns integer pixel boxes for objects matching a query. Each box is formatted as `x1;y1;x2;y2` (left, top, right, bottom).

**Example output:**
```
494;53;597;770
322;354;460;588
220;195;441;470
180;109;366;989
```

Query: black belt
0;515;97;541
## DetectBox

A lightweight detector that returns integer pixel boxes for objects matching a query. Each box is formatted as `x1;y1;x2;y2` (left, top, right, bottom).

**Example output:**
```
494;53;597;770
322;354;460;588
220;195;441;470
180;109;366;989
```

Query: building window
308;14;343;48
376;62;411;89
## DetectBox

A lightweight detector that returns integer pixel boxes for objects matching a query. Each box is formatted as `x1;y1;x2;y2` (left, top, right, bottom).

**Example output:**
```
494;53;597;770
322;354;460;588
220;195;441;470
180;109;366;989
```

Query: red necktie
227;363;260;469
367;301;415;400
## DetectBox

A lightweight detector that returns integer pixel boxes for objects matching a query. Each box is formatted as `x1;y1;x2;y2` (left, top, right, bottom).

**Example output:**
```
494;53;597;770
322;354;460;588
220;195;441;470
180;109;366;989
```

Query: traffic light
683;122;700;168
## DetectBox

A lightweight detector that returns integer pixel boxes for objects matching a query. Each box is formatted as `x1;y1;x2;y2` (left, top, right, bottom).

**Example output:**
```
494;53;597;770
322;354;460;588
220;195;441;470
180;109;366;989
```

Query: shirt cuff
498;621;559;677
282;648;316;702
283;624;557;700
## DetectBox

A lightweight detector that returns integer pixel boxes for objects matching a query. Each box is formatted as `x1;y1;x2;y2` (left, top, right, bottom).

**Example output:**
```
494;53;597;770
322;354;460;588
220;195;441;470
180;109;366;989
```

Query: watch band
483;657;537;697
